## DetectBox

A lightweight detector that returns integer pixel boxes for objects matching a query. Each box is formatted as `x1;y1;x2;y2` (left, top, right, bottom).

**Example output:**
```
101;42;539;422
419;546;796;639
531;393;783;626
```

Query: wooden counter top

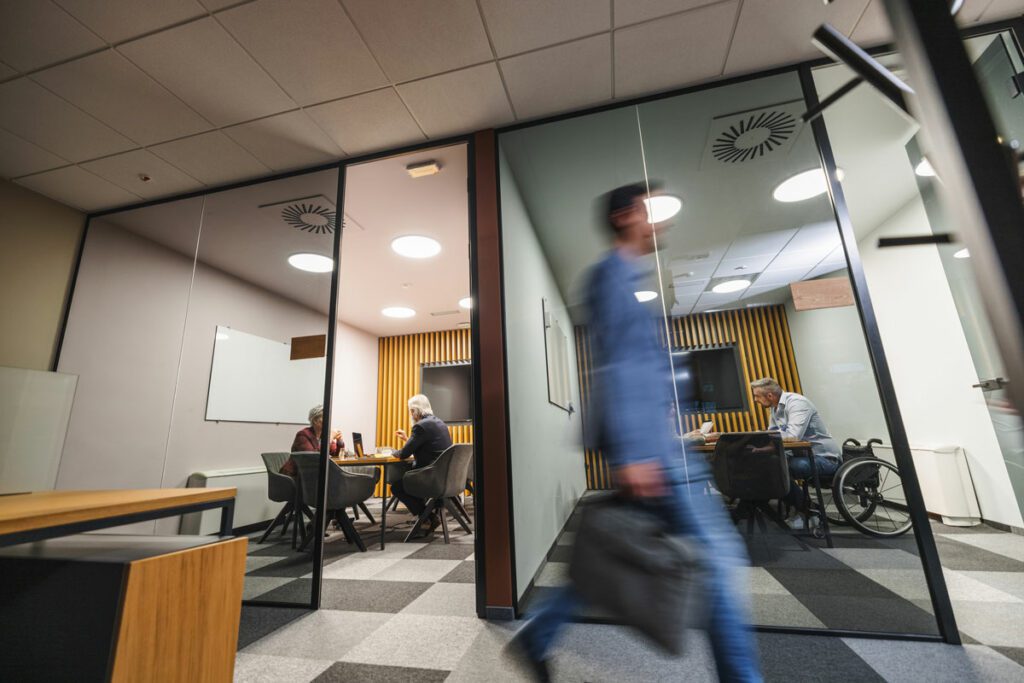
0;488;236;537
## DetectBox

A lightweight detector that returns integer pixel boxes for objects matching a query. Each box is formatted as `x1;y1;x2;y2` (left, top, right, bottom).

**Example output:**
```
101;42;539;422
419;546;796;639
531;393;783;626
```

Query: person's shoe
786;513;806;530
504;630;551;682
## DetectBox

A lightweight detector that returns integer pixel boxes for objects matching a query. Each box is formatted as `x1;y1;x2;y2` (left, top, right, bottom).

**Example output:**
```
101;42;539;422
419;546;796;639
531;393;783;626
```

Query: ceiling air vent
258;194;345;235
430;310;459;317
701;101;803;168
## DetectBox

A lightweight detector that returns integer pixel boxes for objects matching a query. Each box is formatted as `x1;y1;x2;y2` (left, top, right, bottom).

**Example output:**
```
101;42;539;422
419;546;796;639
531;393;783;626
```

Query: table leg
380;465;387;551
219;498;235;537
807;447;834;548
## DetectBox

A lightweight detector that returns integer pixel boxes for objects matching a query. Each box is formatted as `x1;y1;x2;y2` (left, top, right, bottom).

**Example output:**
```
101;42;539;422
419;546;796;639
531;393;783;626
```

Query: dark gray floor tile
934;538;1024;572
766;567;895;599
256;577;433;613
237;604;310;649
247;554;317;578
408;542;475;561
548;545;573;563
757;632;885;682
791;594;940;634
439;561;476;584
993;646;1024;667
313;661;449;682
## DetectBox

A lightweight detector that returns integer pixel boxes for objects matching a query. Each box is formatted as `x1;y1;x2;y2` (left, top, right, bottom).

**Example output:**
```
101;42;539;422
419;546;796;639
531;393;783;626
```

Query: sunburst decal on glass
711;110;797;164
281;203;336;234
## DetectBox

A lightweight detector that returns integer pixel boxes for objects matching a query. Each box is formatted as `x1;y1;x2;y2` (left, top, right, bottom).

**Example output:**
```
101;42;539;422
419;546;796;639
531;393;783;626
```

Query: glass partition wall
499;67;953;637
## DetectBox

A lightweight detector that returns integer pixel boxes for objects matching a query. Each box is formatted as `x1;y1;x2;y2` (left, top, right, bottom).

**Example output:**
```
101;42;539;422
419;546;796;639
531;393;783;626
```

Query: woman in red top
280;404;344;476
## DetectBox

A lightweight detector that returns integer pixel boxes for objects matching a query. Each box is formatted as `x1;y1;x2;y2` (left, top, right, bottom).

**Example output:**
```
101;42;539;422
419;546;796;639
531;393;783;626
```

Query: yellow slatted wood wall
375;329;474;496
575;305;802;489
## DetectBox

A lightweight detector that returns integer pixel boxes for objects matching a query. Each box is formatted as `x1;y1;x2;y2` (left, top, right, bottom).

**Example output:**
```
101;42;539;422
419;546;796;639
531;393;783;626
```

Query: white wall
785;292;889;445
500;149;588;599
859;197;1024;527
56;220;379;532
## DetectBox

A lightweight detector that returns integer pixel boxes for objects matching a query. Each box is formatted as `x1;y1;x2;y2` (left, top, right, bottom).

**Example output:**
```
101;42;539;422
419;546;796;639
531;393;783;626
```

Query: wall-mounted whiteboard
206;326;325;424
543;299;573;412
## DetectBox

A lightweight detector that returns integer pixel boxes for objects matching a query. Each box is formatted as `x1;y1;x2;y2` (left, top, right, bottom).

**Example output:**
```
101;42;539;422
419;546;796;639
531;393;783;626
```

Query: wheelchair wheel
818;486;847;527
833;457;912;537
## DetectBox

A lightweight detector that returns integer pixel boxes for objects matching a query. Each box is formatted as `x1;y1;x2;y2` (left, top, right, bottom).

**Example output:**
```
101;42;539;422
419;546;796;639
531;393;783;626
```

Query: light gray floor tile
962;571;1024;602
745;566;791;595
341;614;484;670
750;594;827;629
844;639;1024;682
913;600;1024;647
233;653;333;683
400;582;478;618
939;534;1024;563
242;576;295;601
822;548;925;570
535;561;569;587
242;609;391;660
320;557;403;580
372;559;463;583
857;568;1022;603
447;621;532;683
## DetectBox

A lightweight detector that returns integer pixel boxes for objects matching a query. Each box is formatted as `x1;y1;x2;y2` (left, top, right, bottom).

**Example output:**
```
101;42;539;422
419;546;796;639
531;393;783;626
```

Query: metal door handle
972;377;1009;391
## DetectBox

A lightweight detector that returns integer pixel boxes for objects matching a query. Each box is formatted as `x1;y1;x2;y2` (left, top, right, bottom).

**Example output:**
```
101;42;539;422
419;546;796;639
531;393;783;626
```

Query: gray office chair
292;452;376;552
339;464;379;524
258;452;309;549
402;444;474;544
710;432;790;535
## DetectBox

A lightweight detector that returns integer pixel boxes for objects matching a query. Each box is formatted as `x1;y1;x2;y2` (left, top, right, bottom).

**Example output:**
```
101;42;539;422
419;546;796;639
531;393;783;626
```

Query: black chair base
299;510;366;553
402;496;472;544
258;501;293;544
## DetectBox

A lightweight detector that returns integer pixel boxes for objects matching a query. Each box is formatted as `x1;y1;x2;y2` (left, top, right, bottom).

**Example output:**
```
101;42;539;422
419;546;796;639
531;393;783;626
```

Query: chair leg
351;505;360;520
388;495;401;512
337;513;366;551
357;502;376;525
451;497;472;528
444;498;472;534
438;504;450;544
403;500;438;543
258;502;291;544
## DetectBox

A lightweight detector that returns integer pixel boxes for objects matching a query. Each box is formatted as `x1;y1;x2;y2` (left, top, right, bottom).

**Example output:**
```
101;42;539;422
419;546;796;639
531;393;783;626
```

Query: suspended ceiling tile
0;61;18;80
614;0;726;27
0;128;69;178
119;16;296;126
15;165;141;211
614;0;739;99
714;253;776;276
150;130;270;186
223;110;344;172
723;0;871;75
500;34;612;120
979;0;1024;21
479;0;610;57
197;0;236;10
33;49;212;146
0;0;105;72
0;78;135;162
53;0;207;43
306;88;425;157
342;0;492;82
218;0;387;106
723;230;798;260
397;63;513;138
752;266;812;288
82;149;203;199
850;0;993;47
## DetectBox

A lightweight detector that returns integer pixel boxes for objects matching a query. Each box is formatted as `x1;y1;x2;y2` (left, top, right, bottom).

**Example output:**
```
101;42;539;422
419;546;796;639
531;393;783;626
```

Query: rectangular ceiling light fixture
406;160;441;178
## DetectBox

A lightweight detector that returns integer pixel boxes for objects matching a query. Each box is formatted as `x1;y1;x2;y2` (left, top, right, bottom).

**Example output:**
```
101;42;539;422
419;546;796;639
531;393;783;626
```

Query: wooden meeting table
332;455;404;550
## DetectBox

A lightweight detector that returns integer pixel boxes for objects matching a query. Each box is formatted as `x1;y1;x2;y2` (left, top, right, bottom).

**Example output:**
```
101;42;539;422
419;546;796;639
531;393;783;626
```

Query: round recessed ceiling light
391;235;441;259
772;168;841;202
459;297;472;309
288;253;333;273
953;248;970;259
712;279;751;294
634;290;658;302
643;195;682;223
915;158;936;177
382;307;416;318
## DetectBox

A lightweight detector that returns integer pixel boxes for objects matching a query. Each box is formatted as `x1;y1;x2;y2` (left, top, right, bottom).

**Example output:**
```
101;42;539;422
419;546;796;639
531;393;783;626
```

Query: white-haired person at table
391;394;453;537
750;377;840;529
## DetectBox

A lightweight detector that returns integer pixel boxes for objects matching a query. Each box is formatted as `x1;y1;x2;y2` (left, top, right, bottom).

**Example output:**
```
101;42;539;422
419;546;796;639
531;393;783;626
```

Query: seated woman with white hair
279;404;344;476
391;394;453;537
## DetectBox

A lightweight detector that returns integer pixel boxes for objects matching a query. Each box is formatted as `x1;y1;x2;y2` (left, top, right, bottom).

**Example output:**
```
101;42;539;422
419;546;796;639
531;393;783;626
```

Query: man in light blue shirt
751;377;840;524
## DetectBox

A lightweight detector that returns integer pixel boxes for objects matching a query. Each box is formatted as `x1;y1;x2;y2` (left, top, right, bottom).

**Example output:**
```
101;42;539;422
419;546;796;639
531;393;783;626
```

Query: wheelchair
816;438;913;538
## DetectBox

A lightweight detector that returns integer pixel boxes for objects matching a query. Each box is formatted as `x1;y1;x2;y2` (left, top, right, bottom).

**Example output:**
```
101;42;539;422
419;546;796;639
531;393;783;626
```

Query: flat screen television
420;363;474;424
671;346;746;413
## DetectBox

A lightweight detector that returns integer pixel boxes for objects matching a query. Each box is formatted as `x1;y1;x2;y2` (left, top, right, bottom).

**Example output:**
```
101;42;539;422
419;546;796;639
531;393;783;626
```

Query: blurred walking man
509;183;762;682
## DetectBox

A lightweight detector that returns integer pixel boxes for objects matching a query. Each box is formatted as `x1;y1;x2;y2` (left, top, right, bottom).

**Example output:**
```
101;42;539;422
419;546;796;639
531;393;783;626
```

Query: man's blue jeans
518;462;762;683
785;455;840;508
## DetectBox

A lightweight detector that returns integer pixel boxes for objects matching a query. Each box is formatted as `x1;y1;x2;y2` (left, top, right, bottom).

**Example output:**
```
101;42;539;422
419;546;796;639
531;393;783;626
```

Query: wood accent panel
790;277;855;311
576;305;802;489
474;129;515;611
110;537;247;682
290;333;326;360
0;488;236;537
